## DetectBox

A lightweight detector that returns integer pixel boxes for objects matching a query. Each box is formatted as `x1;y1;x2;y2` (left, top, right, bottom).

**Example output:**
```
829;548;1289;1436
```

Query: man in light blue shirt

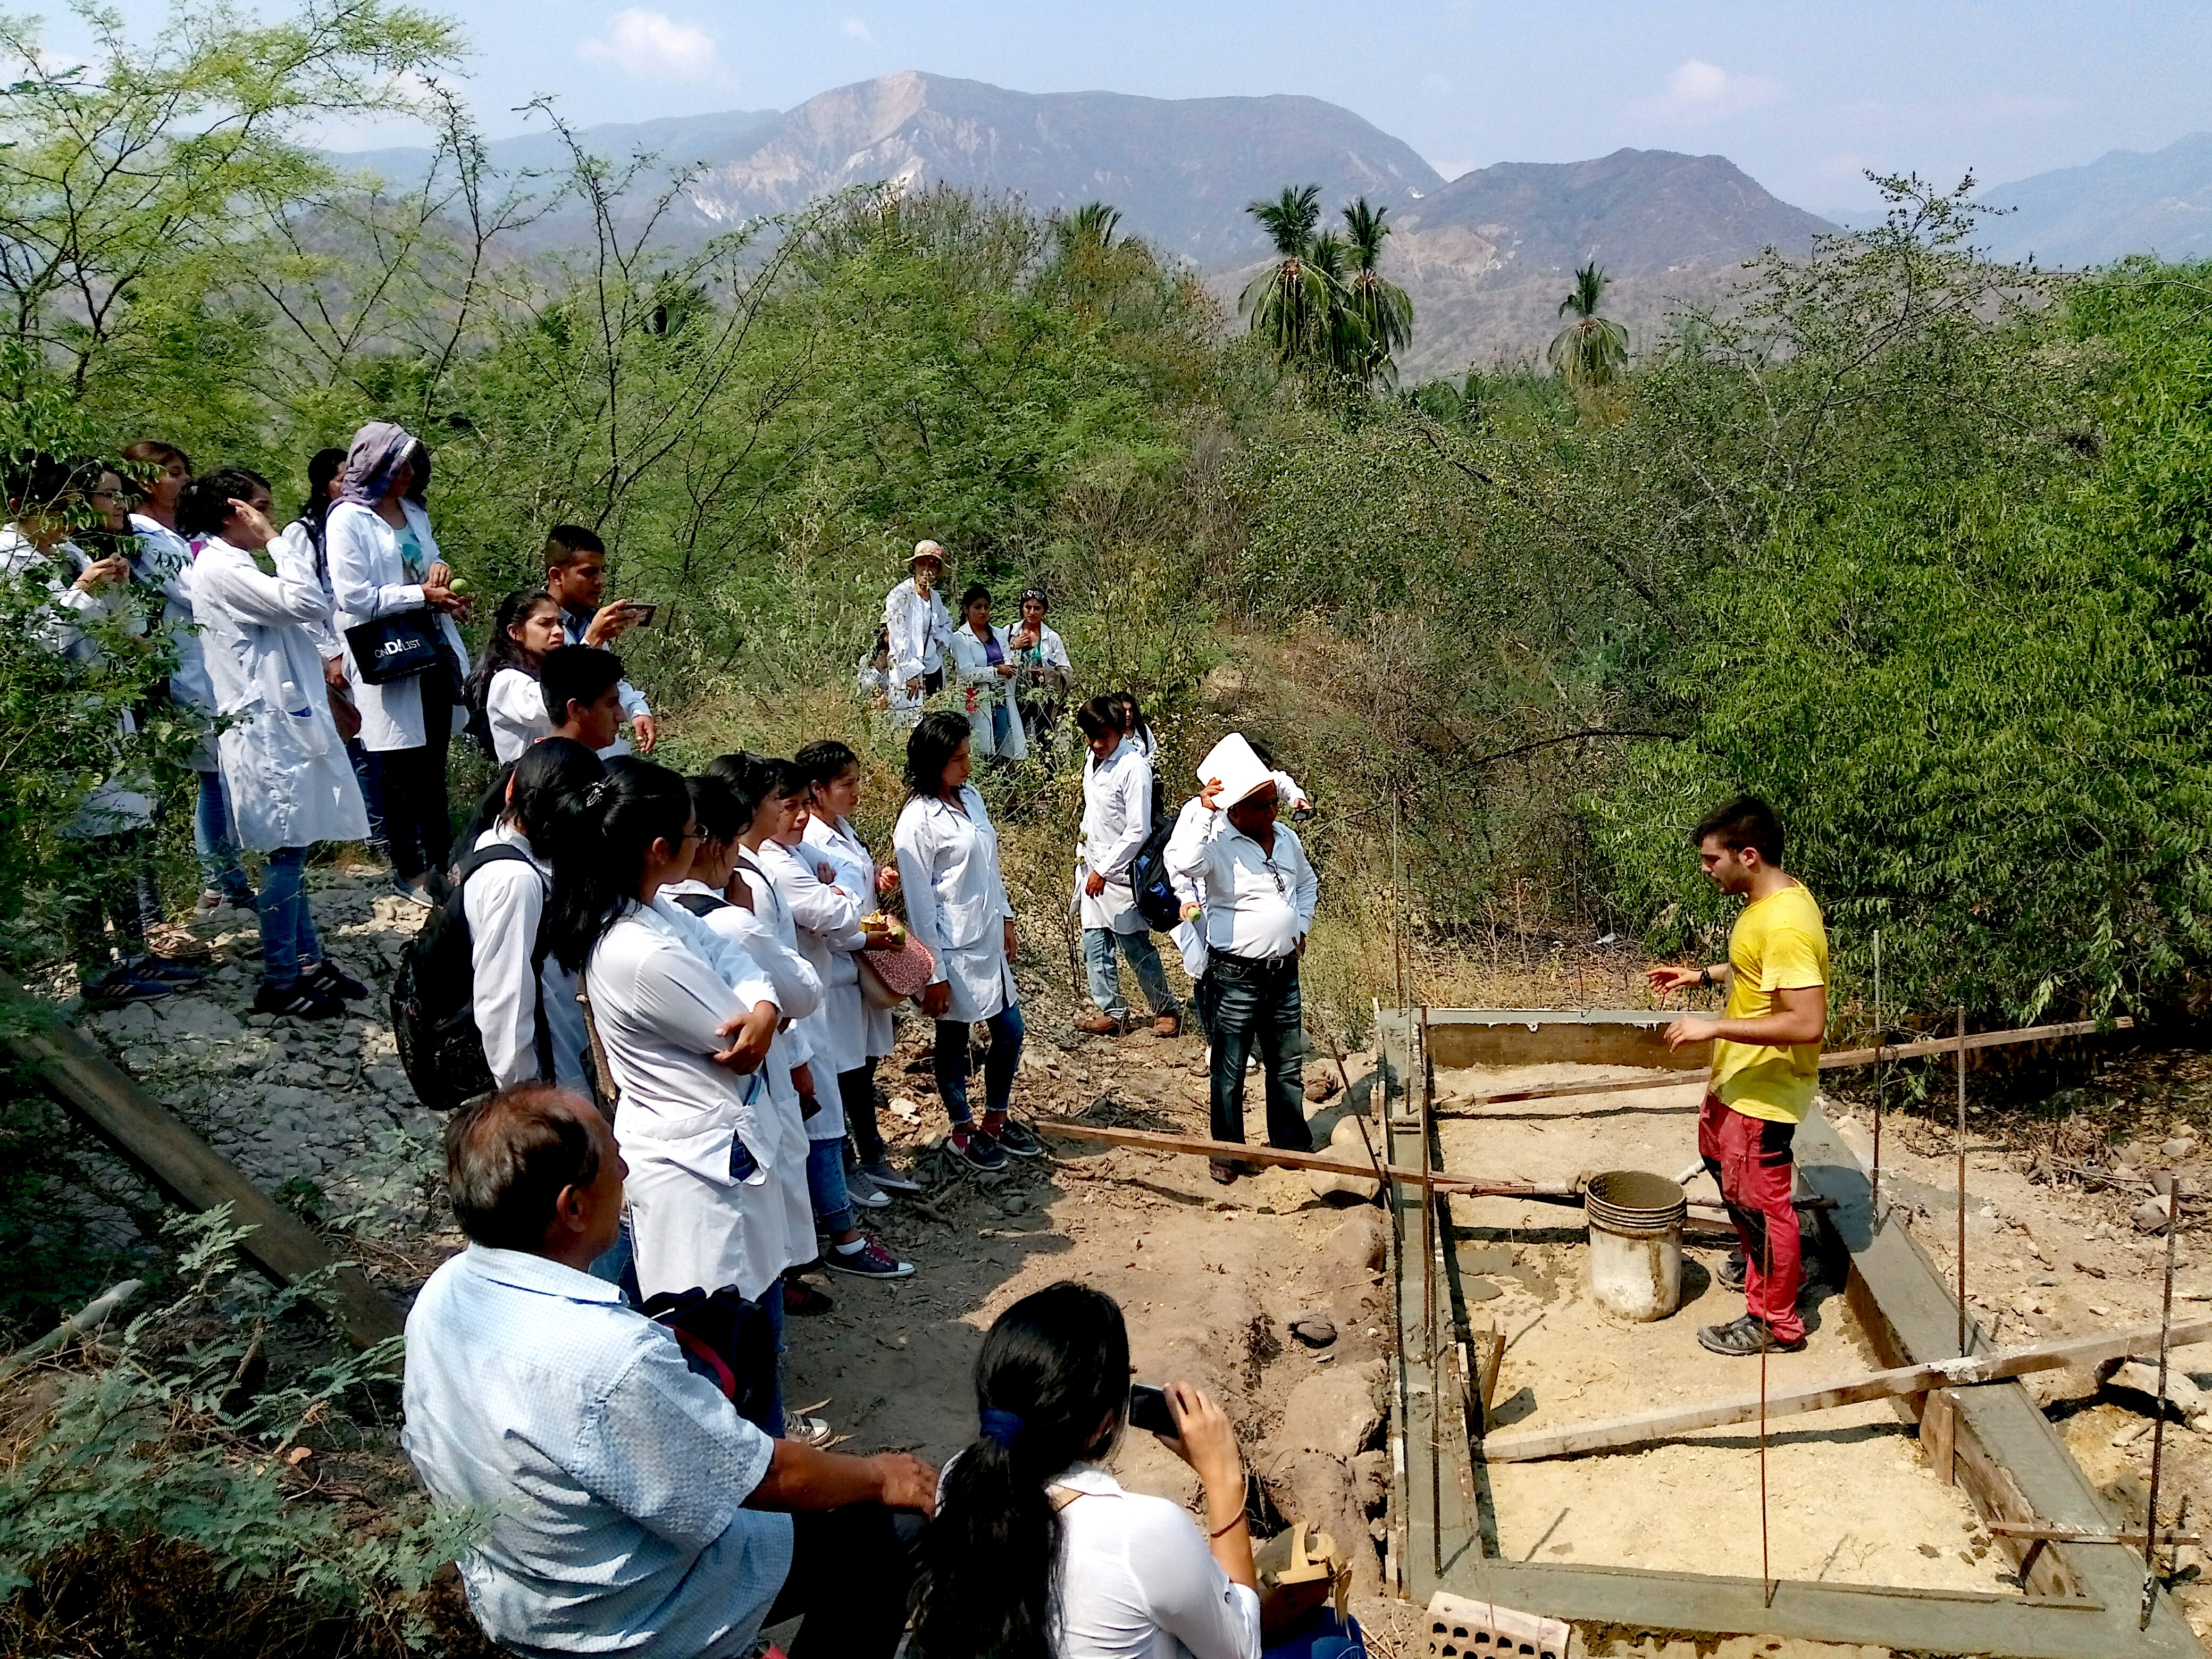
403;1083;935;1657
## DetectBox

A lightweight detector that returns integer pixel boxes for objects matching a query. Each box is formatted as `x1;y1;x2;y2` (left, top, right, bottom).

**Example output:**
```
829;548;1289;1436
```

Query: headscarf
340;422;420;506
403;438;431;504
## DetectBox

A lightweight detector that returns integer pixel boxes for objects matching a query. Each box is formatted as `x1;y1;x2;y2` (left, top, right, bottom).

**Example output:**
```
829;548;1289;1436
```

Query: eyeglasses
1261;856;1285;896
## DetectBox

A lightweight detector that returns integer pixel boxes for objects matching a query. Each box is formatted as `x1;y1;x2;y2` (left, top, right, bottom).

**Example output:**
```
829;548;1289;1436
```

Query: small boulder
2163;1136;2197;1161
1312;1211;1387;1284
2106;1359;2210;1425
158;996;245;1041
1289;1314;1336;1348
1279;1360;1386;1460
1303;1063;1342;1103
2132;1193;2176;1235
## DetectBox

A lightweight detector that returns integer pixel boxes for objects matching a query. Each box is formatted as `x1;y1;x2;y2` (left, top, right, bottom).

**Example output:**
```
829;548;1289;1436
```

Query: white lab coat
663;879;825;1151
894;786;1017;1025
463;821;589;1096
1163;795;1223;979
1;531;158;837
325;498;467;753
949;622;1027;761
485;667;550;763
1075;738;1152;933
757;837;873;1083
884;577;953;690
586;901;807;1303
802;813;896;1062
730;852;845;1141
275;518;343;663
127;514;217;767
191;535;371;852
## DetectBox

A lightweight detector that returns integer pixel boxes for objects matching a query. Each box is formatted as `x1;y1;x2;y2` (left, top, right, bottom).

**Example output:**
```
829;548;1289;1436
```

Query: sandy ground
1432;1062;2003;1594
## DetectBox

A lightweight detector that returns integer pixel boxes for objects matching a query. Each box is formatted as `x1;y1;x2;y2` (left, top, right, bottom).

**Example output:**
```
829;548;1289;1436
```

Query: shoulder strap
672;891;730;918
454;841;538;890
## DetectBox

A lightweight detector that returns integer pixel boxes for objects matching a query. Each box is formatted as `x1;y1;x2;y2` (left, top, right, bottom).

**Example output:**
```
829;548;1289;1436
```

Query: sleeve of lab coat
894;802;951;984
1093;761;1152;882
196;540;332;628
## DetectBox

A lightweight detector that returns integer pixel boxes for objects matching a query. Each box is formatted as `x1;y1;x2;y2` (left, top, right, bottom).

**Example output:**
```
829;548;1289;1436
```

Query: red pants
1698;1093;1805;1342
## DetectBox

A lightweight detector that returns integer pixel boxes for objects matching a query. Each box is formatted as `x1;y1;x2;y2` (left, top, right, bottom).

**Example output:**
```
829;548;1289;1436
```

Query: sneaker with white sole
782;1412;835;1446
844;1162;891;1209
825;1236;915;1279
990;1118;1044;1159
950;1127;1006;1171
857;1159;921;1194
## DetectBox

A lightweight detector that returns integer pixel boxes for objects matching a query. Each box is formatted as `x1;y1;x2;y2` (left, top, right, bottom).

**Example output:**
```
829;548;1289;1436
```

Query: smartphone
1128;1382;1177;1437
625;602;657;627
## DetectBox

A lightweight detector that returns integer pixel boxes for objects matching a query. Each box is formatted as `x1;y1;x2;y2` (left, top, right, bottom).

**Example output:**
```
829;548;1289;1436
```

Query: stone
1302;1062;1342;1103
2108;1360;2210;1425
157;996;245;1041
998;1194;1028;1216
1289;1315;1336;1348
246;1012;276;1027
1312;1211;1387;1286
96;1002;162;1042
1259;1448;1375;1598
1279;1361;1386;1460
2164;1137;2198;1161
2133;1194;2176;1234
1304;1116;1381;1205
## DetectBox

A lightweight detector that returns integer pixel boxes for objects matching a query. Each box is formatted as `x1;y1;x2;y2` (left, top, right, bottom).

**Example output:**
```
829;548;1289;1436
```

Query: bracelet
1698;965;1712;987
1211;1510;1247;1539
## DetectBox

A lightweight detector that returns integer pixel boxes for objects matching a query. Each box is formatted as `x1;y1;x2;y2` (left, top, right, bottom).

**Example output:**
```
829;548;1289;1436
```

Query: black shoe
782;1275;835;1317
1210;1159;1240;1185
1717;1251;1747;1293
1697;1314;1806;1356
305;960;369;1001
84;967;177;1009
950;1127;1007;1171
129;953;204;985
252;978;346;1020
990;1118;1043;1159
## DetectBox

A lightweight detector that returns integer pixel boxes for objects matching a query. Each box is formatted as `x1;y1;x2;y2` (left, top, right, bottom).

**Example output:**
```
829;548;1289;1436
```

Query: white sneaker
782;1412;835;1446
845;1162;890;1209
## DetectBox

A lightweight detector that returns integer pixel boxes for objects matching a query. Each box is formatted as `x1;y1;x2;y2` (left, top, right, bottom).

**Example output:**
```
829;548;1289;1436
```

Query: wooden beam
1991;1523;2204;1547
1821;1016;2134;1070
1480;1316;2212;1463
1032;1117;1578;1198
4;985;405;1351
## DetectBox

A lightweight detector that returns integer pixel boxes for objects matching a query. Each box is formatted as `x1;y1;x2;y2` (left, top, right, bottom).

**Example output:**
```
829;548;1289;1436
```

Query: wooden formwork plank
1389;1003;2190;1656
3;985;404;1351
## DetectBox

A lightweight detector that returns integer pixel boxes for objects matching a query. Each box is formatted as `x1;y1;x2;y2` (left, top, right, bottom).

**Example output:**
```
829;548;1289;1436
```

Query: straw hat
908;539;948;571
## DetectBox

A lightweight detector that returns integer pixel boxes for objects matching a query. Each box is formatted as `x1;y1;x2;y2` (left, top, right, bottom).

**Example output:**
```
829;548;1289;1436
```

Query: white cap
1196;733;1275;808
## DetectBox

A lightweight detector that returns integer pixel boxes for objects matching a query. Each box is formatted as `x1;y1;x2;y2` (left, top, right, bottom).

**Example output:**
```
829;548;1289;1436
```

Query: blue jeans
1083;925;1179;1019
1206;954;1312;1151
194;769;252;902
755;1277;787;1437
345;735;388;851
807;1134;856;1236
257;846;322;987
935;1003;1024;1127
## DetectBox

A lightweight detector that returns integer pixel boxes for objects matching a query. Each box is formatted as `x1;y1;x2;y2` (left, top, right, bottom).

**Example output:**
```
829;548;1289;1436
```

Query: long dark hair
703;751;776;828
544;758;692;974
296;446;347;574
910;1283;1132;1659
1112;689;1153;751
467;586;557;727
904;710;971;800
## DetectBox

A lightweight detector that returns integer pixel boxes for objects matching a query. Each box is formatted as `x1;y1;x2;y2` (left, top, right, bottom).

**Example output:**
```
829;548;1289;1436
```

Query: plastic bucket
1584;1169;1686;1322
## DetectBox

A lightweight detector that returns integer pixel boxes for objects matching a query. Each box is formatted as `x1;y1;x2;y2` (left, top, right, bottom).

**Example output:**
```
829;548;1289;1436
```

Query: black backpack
391;843;552;1111
1127;799;1184;935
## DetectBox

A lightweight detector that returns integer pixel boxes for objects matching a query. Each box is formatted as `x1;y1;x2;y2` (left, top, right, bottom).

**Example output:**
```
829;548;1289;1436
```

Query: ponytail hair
910;1281;1131;1659
703;751;776;831
467;587;558;732
544;758;692;974
509;738;606;860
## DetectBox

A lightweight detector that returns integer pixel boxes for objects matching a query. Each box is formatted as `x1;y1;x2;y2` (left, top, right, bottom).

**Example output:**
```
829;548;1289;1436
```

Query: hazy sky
38;2;2212;210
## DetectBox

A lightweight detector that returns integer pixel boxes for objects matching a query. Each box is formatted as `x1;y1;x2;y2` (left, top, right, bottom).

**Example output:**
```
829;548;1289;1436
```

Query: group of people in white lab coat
867;541;1073;758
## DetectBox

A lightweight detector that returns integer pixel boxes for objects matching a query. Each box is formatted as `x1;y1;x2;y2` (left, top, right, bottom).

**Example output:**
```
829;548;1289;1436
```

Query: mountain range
335;72;2206;378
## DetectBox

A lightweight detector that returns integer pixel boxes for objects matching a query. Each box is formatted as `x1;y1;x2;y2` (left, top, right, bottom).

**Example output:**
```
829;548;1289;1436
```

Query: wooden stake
1921;1387;1957;1486
2144;1180;2183;1629
1479;1316;2212;1463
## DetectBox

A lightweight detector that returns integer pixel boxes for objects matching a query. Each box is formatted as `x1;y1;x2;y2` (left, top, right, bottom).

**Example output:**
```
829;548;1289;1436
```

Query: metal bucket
1585;1169;1687;1322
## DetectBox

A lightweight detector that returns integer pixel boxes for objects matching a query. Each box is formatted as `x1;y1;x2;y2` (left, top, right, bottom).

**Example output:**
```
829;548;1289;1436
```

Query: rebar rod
2143;1182;2182;1629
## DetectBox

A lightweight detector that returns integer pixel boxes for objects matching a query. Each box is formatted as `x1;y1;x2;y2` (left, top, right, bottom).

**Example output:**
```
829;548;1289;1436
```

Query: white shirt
1162;796;1224;979
755;838;870;1084
127;513;216;728
1172;820;1318;964
1050;1464;1261;1659
949;622;1027;760
400;1246;791;1659
801;814;895;1062
486;666;551;763
464;822;588;1096
325;498;468;752
585;902;805;1302
894;786;1017;1024
1076;738;1154;933
884;576;953;684
192;535;371;852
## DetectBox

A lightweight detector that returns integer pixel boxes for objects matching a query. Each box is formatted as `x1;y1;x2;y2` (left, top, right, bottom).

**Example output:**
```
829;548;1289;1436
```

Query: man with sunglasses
1172;763;1320;1182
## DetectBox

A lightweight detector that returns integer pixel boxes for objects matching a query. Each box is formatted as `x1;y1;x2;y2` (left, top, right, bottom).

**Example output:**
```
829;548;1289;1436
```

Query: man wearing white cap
1172;735;1320;1182
884;542;954;716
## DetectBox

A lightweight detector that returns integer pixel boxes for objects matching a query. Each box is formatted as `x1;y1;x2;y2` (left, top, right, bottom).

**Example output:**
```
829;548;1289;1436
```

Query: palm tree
1546;261;1629;388
1239;184;1340;365
1340;198;1414;386
1056;200;1122;255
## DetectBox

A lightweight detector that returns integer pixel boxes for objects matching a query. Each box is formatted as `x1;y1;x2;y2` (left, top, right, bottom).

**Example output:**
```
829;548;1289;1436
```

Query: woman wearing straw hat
885;540;955;721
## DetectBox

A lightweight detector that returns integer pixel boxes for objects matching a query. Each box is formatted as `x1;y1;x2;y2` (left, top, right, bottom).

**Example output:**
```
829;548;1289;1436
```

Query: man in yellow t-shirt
1647;797;1829;1356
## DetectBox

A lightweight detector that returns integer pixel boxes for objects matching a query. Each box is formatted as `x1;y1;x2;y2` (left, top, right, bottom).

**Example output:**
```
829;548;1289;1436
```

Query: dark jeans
838;1062;885;1164
367;672;453;883
934;1003;1023;1127
344;734;387;851
1205;954;1312;1151
763;1504;925;1659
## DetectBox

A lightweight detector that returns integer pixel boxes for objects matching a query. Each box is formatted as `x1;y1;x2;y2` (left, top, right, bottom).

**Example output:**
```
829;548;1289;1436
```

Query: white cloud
1634;59;1781;125
840;16;873;41
579;9;721;82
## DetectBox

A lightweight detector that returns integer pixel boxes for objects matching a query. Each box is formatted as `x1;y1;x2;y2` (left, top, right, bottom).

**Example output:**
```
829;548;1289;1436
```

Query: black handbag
344;608;441;685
